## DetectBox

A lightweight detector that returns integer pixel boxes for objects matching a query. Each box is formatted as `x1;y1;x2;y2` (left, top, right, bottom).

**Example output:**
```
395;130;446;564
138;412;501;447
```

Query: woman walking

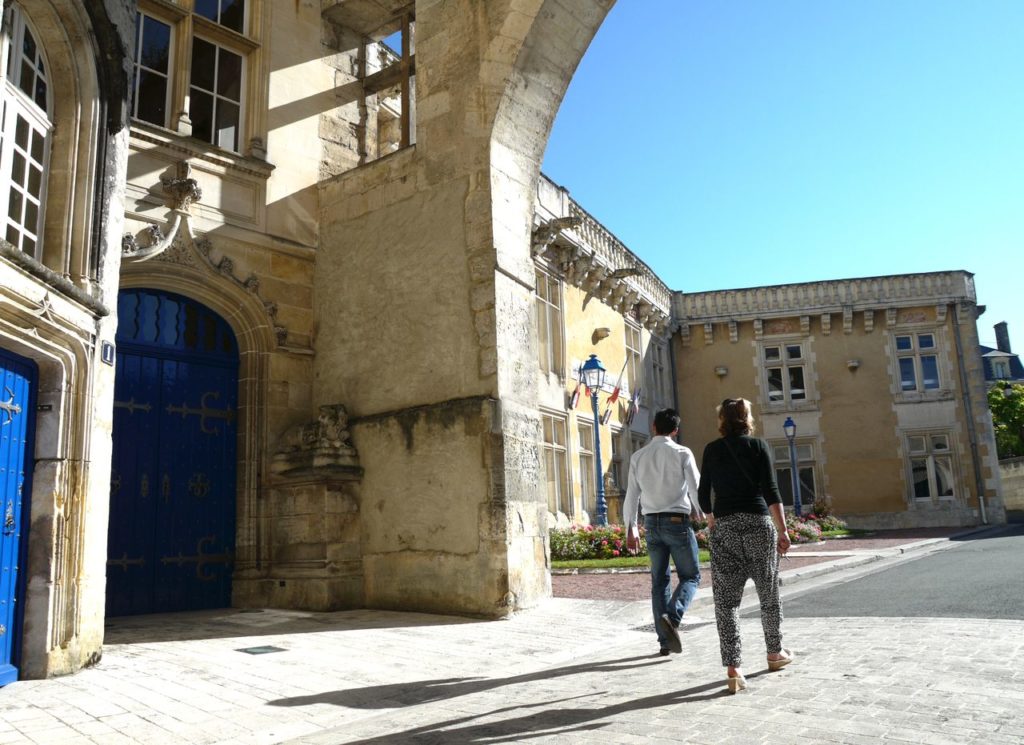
697;398;793;693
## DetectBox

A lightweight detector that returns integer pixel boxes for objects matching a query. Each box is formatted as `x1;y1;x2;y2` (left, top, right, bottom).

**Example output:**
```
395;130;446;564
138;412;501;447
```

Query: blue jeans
645;513;701;648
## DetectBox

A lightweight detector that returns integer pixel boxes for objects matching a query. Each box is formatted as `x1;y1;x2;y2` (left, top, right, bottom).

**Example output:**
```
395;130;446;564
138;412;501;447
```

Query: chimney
995;321;1012;353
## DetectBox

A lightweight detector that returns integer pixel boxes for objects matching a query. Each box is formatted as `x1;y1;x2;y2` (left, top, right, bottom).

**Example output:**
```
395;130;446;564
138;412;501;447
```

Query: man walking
624;408;704;656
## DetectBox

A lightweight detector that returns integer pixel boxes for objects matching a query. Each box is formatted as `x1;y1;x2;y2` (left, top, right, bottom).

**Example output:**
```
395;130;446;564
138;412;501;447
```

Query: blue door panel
0;349;36;686
108;290;238;617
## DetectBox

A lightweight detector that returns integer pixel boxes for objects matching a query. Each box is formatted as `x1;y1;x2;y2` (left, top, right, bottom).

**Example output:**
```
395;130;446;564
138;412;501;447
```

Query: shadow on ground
104;607;480;644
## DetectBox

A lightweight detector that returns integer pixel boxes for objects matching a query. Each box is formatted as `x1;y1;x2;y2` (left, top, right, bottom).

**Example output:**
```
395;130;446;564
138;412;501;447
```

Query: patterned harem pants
709;512;784;667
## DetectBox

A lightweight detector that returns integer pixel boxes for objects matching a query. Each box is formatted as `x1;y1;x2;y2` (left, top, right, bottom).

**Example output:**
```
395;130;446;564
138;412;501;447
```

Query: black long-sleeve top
697;435;782;518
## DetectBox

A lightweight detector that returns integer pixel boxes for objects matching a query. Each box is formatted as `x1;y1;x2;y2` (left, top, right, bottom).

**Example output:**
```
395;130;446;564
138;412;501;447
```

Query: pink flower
612;550;620;557
601;540;609;546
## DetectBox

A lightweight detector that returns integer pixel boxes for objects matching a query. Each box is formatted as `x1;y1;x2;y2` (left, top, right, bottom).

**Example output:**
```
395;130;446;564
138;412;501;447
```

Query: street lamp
783;416;803;518
580;354;608;526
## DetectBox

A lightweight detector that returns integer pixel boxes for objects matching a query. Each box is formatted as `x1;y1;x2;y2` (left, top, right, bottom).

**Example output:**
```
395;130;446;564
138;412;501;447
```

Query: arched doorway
0;348;35;685
107;289;239;616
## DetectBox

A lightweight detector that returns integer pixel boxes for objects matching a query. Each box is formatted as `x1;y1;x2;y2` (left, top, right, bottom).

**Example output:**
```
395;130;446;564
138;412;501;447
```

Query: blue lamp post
783;416;802;517
580;354;608;526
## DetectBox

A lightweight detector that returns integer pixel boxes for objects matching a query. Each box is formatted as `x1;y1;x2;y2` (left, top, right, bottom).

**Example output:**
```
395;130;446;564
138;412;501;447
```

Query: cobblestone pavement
1;528;1020;745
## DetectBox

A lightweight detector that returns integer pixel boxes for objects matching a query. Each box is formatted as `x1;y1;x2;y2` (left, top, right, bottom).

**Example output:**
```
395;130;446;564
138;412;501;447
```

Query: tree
988;382;1024;460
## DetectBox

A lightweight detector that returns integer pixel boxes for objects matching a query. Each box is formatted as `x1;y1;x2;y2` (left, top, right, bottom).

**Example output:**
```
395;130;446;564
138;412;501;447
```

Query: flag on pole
568;379;581;409
600;360;628;424
625;386;642;426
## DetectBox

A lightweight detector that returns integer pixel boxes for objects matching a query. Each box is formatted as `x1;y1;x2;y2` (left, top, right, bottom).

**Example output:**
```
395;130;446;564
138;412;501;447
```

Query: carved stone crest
272;404;361;477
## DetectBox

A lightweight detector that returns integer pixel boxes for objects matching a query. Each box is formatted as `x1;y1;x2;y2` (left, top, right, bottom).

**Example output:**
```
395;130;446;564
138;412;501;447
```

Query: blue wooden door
107;290;238;616
0;348;35;686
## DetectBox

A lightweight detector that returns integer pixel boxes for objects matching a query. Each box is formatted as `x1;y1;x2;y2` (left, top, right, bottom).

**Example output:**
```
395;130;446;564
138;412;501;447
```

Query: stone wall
999;457;1024;520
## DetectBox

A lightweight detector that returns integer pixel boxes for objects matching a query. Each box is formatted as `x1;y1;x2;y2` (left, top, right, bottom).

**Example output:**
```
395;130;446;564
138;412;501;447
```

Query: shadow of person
340;674;769;744
266;654;665;709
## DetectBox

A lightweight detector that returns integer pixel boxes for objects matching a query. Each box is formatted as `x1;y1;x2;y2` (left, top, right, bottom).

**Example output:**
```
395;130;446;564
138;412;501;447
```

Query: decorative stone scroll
800;316;810;335
821;313;832;335
679;323;691;346
272;404;361;476
728;320;738;343
936;304;948;324
864;310;875;333
886;308;898;327
753;319;763;340
122;161;202;264
531;216;581;257
703;322;714;345
843;307;853;334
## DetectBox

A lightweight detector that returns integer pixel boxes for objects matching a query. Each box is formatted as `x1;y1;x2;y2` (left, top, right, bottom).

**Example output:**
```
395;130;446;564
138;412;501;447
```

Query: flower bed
549;511;847;560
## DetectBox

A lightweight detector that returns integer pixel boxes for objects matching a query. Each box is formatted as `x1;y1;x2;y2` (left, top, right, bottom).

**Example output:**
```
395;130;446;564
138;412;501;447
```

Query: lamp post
580;354;608;526
783;416;802;518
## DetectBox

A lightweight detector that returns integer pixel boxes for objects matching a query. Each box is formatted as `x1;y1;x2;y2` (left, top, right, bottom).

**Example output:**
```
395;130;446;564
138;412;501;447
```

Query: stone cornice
674;271;976;325
534;175;671;334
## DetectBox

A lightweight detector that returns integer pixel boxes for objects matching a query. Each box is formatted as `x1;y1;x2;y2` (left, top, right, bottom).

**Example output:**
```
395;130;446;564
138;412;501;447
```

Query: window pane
934;457;954;497
776;467;793;505
141;16;171;73
767;368;783;401
798;467;816;501
24;199;37;233
12;151;25;185
796;444;813;461
15;116;28;148
896;335;912;351
789;366;805;399
8;190;23;222
920;355;939;389
30;129;43;163
191;38;216;92
221;0;246;34
773;446;788;462
217;49;242;100
917;334;935;349
27;164;41;198
930;434;948;451
215;99;239;150
786;344;802;360
908;436;926;454
578;423;592;452
136;69;168;126
544;450;557;513
195;0;220;23
911;459;930;499
554;451;567;513
764;346;780;361
899;358;917;391
189;90;214;143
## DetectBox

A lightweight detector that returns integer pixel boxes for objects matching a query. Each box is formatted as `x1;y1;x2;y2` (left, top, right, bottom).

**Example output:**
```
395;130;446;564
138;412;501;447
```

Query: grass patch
820;528;873;538
553;549;711;570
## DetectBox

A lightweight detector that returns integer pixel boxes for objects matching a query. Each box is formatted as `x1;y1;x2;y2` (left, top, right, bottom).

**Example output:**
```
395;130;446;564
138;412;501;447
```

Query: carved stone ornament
531;216;581;258
161;161;203;212
272;404;361;477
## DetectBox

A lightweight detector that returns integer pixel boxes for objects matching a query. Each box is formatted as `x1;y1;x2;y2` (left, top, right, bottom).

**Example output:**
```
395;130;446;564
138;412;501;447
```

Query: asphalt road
777;523;1024;620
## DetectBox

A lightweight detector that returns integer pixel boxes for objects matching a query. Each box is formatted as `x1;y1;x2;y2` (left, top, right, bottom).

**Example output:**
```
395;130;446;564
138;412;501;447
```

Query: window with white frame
650;339;670;407
625;432;648;487
625;322;643;400
895;333;940;392
577;421;595;516
763;342;807;404
771;442;818;508
0;3;51;260
992;359;1010;380
906;432;955;501
608;427;623;492
535;270;564;376
132;1;255;154
541;412;570;516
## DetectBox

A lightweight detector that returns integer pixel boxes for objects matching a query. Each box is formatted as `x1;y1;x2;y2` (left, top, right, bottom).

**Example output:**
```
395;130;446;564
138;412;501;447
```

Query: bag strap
721;437;757;488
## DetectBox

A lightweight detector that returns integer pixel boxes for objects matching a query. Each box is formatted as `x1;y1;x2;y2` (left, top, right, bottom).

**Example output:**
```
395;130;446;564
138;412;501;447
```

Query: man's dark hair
653;408;681;435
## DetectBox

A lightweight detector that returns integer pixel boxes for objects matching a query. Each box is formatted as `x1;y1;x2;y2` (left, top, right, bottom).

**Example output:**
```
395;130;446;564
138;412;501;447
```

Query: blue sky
542;1;1024;349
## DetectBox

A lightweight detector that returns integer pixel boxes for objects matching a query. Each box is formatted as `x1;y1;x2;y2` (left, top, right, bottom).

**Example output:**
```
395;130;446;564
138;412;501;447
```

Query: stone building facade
0;0;1004;685
674;273;1005;529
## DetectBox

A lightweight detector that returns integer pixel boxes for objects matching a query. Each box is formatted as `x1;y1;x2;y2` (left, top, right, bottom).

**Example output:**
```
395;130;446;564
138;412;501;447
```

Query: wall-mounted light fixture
592;327;611;344
846;359;861;370
714;365;728;377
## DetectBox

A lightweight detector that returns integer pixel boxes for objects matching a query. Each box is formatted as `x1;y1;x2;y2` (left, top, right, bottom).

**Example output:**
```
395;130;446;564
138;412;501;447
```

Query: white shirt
623;435;704;529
